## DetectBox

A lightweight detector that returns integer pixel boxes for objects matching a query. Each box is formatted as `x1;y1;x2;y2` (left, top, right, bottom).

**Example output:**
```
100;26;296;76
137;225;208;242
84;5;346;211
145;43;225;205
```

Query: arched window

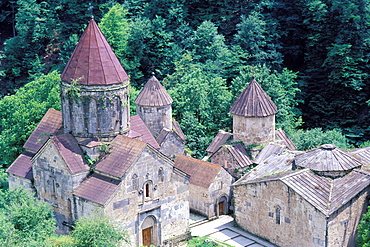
276;208;281;225
145;183;150;198
158;168;164;182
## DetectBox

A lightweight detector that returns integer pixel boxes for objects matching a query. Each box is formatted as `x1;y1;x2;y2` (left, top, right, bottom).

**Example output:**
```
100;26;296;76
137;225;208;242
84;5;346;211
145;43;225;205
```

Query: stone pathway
190;214;278;247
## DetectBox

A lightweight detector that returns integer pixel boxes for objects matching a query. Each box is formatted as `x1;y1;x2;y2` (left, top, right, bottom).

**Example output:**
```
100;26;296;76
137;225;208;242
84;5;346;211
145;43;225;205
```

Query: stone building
7;18;190;246
174;155;233;219
233;144;370;247
207;78;295;178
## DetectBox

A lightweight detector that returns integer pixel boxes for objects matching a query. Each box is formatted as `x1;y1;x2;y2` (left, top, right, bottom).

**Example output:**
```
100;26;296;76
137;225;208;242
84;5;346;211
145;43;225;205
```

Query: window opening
145;183;150;198
276;208;281;225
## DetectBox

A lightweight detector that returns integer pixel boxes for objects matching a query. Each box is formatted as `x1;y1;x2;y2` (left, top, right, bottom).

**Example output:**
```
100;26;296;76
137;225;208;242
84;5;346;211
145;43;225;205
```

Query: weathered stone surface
61;81;130;139
233;115;275;146
136;105;172;138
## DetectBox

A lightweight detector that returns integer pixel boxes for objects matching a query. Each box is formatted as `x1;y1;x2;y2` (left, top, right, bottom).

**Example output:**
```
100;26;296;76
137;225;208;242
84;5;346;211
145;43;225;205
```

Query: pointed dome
61;19;128;85
230;78;278;117
295;144;363;172
135;76;173;107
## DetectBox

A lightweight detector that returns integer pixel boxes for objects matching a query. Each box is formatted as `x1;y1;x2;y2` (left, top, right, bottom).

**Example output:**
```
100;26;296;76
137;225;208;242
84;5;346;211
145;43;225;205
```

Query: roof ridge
326;178;334;216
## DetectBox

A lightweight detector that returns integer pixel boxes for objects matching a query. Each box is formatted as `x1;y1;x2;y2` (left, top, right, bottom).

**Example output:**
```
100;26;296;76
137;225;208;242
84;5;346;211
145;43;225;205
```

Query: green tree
0;188;56;246
288;128;350;151
167;54;232;158
99;4;131;70
357;206;370;247
0;71;61;167
231;64;301;131
72;213;129;247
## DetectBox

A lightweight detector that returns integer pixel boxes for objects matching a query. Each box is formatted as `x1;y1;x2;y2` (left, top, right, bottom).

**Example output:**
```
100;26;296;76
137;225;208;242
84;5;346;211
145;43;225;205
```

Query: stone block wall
327;189;369;246
159;132;185;159
8;174;35;192
210;147;249;178
61;81;130;139
233;115;275;146
136;105;172;137
233;181;327;247
101;148;189;246
32;140;89;234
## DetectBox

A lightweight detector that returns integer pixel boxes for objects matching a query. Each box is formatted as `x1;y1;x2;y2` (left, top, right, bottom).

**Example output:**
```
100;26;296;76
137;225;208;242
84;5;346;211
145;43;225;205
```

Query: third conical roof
135;76;173;107
61;19;128;86
230;78;278;117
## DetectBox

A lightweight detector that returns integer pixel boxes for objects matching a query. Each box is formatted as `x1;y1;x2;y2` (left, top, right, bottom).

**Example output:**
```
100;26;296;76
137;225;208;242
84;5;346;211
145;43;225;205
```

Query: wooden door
142;227;152;246
218;201;225;215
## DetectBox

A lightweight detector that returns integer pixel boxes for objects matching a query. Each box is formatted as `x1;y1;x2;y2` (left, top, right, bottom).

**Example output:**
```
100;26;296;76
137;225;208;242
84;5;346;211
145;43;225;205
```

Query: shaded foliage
357;206;370;247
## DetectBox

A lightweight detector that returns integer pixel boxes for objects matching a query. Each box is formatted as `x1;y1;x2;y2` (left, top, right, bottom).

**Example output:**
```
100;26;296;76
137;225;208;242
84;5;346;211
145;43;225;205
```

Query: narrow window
132;174;138;191
158;168;164;182
145;183;150;198
276;208;281;225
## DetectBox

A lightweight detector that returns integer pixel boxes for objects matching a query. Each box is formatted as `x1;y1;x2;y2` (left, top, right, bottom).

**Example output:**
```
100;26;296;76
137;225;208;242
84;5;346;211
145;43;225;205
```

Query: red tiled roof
206;131;233;153
61;19;128;85
230;78;278;117
6;152;33;180
130;115;159;149
295;144;363;172
23;109;62;153
51;134;89;174
74;173;120;205
134;76;173;107
95;135;146;178
174;155;221;188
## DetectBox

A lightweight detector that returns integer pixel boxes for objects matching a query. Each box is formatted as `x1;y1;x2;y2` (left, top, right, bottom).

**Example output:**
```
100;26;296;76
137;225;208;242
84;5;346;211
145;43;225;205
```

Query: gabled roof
172;120;186;141
206;131;233;153
295;144;363;172
134;76;173;107
6;151;33;180
282;169;370;216
276;129;296;151
130;115;160;149
234;152;295;185
23;109;62;153
227;143;253;168
95;135;146;178
235;167;370;216
50;134;89;174
61;19;128;85
254;143;285;165
174;155;221;188
351;146;370;166
230;78;278;117
74;173;120;205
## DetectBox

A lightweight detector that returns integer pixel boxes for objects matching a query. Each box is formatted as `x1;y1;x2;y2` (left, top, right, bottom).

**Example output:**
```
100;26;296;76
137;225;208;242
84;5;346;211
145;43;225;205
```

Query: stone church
6;16;370;247
7;18;189;246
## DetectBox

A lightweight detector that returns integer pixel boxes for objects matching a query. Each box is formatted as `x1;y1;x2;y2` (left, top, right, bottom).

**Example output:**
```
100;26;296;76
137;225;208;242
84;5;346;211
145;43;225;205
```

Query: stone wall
32;139;89;234
327;189;369;246
8;174;35;192
210;147;249;178
233;180;327;247
100;147;189;246
188;168;233;218
61;81;130;139
136;105;172;137
159;131;185;159
233;115;275;146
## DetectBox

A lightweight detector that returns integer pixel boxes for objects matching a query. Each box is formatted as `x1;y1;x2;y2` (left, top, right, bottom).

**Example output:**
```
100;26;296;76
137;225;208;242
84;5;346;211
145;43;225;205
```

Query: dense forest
0;0;370;165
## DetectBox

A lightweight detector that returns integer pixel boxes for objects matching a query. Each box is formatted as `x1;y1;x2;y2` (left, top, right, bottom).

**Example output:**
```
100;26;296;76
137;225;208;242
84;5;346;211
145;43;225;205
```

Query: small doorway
142;227;152;246
218;201;225;215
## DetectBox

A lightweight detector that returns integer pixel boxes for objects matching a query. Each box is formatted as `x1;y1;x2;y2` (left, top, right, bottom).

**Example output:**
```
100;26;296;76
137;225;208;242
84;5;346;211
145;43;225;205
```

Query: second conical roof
230;79;278;117
135;76;173;107
61;19;128;86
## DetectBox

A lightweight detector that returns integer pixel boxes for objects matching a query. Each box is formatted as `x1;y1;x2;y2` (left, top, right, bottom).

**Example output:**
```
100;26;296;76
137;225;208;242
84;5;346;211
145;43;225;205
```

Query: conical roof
61;19;128;86
134;76;173;107
230;78;277;117
295;144;363;172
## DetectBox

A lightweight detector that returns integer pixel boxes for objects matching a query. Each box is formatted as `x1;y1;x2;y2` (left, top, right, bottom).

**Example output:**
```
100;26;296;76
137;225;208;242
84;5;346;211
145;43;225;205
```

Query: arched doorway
141;215;158;246
217;196;228;216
